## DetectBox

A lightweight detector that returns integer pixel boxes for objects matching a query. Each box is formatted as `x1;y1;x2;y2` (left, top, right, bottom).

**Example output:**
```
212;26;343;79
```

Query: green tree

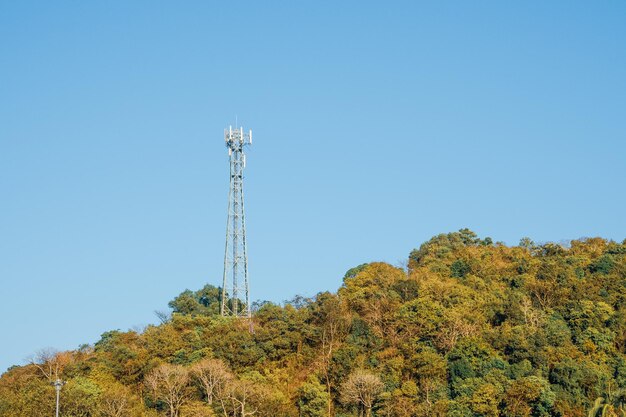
169;285;221;316
62;377;101;417
298;376;330;417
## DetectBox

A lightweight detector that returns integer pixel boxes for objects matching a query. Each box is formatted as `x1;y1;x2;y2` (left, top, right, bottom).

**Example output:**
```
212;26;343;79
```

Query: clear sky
1;1;625;373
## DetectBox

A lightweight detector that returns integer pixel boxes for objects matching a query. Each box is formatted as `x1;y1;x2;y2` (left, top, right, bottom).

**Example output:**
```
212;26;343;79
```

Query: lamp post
52;378;64;417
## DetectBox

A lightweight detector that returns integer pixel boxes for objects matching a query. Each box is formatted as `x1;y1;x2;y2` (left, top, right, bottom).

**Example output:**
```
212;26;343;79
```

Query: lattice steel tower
221;125;252;317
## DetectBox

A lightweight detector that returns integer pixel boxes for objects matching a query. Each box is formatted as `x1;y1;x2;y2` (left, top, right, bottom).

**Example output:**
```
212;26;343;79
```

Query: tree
339;262;406;340
0;365;55;417
98;382;136;417
145;363;191;417
213;378;262;417
411;348;446;407
298;376;330;417
340;370;384;417
503;377;546;417
377;389;419;417
230;379;260;417
29;348;70;382
169;285;221;316
191;358;232;405
310;292;351;416
61;377;101;417
181;401;216;417
587;397;626;417
466;383;501;417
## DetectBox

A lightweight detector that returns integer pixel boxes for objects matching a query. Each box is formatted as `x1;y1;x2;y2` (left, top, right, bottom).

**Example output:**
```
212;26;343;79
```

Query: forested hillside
2;229;626;417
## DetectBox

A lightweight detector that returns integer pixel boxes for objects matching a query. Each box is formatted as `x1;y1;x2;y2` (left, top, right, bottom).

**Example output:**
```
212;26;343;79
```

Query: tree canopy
1;230;626;417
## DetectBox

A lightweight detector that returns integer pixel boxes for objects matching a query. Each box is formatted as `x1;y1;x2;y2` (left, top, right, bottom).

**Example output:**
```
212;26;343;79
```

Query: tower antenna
221;124;252;318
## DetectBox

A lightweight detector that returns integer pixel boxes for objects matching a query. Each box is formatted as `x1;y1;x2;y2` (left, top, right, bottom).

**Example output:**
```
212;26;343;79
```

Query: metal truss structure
221;126;252;317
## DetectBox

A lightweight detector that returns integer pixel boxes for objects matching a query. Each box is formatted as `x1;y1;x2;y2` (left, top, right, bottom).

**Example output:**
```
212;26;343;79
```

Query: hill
1;229;626;417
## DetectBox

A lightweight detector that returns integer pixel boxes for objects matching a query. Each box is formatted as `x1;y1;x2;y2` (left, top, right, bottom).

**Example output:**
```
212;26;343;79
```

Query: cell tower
221;125;252;317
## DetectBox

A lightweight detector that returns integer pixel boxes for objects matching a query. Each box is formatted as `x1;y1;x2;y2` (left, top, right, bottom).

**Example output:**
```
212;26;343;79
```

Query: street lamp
52;379;65;417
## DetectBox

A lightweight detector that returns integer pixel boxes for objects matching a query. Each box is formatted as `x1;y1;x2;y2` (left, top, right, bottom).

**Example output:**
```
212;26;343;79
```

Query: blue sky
1;1;624;373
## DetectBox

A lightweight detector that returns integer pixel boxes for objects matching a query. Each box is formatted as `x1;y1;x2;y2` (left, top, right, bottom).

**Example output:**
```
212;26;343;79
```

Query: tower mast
221;125;252;317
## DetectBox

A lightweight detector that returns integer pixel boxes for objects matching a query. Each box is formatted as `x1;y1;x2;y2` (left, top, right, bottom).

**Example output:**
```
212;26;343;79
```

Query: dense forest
2;229;626;417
